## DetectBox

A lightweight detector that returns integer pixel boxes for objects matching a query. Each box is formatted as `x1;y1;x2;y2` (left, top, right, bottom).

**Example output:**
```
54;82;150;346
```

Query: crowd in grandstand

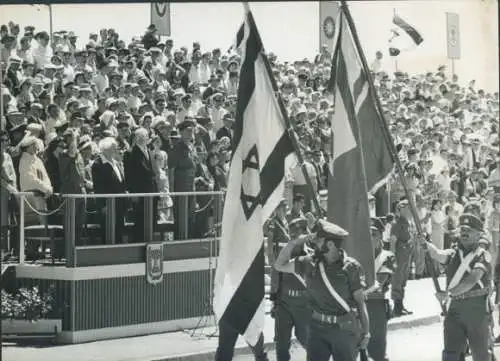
0;21;499;271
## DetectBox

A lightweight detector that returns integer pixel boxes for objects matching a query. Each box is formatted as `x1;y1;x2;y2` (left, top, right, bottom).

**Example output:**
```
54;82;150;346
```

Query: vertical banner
319;1;340;53
151;2;171;36
446;12;460;59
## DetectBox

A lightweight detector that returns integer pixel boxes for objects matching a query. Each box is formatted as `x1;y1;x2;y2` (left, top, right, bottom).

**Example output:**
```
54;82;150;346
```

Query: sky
1;1;498;92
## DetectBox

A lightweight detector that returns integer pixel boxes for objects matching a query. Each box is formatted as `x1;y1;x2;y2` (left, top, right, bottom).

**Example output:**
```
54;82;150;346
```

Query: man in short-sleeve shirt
275;219;370;361
390;199;414;316
425;213;493;361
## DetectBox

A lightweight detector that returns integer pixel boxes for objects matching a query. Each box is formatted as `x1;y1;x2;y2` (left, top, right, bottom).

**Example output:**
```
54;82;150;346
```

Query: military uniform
365;218;396;361
267;205;290;301
274;218;310;361
390;199;414;316
427;214;493;361
293;220;367;361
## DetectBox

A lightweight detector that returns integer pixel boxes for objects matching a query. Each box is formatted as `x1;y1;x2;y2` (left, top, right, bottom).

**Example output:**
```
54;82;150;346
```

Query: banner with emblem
327;7;394;288
151;2;171;37
445;12;460;60
146;242;164;285
213;6;297;347
319;1;340;53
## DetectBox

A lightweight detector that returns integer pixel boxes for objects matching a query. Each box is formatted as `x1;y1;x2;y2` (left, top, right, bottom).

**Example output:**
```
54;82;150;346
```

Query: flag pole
340;1;446;314
242;2;324;216
392;8;398;72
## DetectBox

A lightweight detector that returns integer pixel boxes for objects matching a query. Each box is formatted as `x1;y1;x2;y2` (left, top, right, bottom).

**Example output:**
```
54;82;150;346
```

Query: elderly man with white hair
123;127;158;242
91;137;127;244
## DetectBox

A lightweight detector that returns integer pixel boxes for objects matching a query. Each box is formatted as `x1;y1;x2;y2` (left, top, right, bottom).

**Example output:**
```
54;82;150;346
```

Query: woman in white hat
18;135;53;226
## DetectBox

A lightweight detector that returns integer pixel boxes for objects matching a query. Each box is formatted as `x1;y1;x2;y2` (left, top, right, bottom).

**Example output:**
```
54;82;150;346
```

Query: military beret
315;219;349;240
177;119;195;131
371;218;385;233
459;213;483;232
289;218;308;230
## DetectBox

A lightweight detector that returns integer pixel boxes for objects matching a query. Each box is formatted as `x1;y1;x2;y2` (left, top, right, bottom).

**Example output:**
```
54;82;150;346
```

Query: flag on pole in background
150;2;171;36
226;21;248;54
327;7;394;287
389;14;423;56
213;7;296;346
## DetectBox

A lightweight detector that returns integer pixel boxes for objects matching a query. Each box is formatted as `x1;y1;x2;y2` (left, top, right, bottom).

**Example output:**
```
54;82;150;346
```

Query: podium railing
9;191;225;266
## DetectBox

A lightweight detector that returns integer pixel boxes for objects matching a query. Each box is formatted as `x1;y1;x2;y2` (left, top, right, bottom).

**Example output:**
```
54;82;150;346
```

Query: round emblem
154;3;168;17
323;16;335;39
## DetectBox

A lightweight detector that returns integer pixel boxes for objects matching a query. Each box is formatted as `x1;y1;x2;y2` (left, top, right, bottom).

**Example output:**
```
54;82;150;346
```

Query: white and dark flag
389;14;423;56
226;21;248;54
213;7;296;346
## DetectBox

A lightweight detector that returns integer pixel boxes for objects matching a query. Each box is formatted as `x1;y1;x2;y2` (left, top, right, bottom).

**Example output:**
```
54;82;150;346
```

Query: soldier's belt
286;289;306;297
311;310;355;325
451;287;490;301
366;292;386;300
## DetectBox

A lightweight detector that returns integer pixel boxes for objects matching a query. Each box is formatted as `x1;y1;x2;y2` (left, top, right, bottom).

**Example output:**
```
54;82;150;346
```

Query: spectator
124;127;158;242
91;137;126;244
150;134;172;222
168;119;197;239
58;127;87;244
0;21;497;271
18;135;53;225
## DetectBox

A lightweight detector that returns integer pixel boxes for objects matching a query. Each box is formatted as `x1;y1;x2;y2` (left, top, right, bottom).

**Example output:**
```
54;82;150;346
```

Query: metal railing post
65;197;76;267
105;197;116;244
19;194;25;264
144;196;154;242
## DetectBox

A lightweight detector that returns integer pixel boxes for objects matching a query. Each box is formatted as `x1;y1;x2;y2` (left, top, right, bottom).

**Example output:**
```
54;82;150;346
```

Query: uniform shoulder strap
318;262;351;313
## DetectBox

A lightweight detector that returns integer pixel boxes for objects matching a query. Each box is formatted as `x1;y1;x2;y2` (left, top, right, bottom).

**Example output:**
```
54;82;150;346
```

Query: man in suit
59;128;87;245
168;119;197;240
124;127;158;242
91;137;126;244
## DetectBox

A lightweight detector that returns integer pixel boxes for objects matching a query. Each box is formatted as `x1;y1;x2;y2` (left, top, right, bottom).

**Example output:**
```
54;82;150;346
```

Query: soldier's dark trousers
442;297;492;361
307;321;358;361
391;240;414;301
366;298;388;361
215;320;268;361
275;303;309;361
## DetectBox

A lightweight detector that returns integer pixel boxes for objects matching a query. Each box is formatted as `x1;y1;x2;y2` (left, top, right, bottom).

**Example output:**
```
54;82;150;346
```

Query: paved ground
1;278;448;361
232;322;500;361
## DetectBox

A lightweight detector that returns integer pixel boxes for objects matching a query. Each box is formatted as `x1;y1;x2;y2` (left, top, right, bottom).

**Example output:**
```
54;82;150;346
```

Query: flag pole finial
242;2;251;14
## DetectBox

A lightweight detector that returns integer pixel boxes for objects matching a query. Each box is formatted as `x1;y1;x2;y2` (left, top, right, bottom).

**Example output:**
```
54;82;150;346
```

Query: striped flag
226;22;247;54
389;14;423;56
327;7;394;287
213;7;296;346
